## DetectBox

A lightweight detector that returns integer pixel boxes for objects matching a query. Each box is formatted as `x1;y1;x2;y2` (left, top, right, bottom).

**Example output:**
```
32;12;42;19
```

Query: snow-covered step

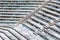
40;9;59;20
23;22;37;32
38;31;56;40
0;36;4;40
38;11;56;23
44;21;60;40
0;30;18;40
0;15;27;17
50;25;60;34
44;6;60;13
48;2;60;7
45;29;60;40
27;18;44;29
0;24;16;27
0;10;32;12
51;0;60;3
0;7;37;9
43;31;56;40
41;8;60;17
0;12;29;15
0;22;16;25
0;33;10;40
0;26;27;40
44;30;60;40
0;18;22;20
35;13;52;23
33;14;49;25
0;21;17;25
